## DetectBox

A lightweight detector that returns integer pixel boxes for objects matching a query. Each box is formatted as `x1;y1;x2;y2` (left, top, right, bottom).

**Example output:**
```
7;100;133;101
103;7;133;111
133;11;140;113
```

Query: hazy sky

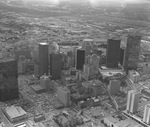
22;0;149;6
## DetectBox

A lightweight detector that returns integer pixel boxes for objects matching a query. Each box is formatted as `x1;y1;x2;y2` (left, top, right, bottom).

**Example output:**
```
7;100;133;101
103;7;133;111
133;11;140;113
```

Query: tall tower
50;52;62;80
123;34;141;71
126;90;140;114
82;39;93;56
39;43;49;77
0;58;19;102
90;54;100;75
57;86;70;107
119;47;125;66
143;104;150;124
76;48;85;70
106;39;121;68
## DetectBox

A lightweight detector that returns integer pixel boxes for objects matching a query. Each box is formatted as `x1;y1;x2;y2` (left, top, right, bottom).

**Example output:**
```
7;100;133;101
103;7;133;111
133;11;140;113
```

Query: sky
22;0;149;5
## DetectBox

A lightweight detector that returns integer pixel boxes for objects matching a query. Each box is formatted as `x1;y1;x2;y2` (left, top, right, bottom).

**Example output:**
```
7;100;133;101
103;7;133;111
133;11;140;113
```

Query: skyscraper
0;58;19;102
83;64;94;81
126;90;140;114
90;54;100;75
18;55;26;74
82;39;93;56
106;39;121;68
123;34;141;71
57;86;70;107
119;47;125;66
143;104;150;124
76;48;85;70
39;43;49;77
50;52;62;80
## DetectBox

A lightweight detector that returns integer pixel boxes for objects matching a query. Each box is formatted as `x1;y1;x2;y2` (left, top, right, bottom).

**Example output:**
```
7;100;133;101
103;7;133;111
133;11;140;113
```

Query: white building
128;70;140;83
126;90;140;114
143;104;150;124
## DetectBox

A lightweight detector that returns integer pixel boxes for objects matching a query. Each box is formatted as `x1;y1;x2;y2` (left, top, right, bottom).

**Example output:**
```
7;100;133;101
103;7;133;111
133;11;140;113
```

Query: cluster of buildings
1;14;150;127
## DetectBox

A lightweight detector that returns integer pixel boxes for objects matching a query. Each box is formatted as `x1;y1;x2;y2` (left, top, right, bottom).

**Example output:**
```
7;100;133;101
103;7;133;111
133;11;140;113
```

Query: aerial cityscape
0;0;150;127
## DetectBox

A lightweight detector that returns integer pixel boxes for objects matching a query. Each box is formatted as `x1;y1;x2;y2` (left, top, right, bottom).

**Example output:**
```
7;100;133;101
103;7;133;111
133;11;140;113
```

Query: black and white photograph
0;0;150;127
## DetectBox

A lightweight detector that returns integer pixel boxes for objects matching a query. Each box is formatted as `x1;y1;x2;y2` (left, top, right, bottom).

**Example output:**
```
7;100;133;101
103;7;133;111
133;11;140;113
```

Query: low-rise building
3;106;28;123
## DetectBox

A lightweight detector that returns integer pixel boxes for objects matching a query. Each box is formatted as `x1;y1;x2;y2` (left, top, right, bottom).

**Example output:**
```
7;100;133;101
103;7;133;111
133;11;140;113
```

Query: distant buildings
50;52;62;80
143;104;150;125
83;54;100;80
57;86;70;107
75;48;85;70
126;90;140;114
106;39;121;68
39;43;49;77
82;39;93;56
18;55;27;74
0;58;19;102
123;34;141;71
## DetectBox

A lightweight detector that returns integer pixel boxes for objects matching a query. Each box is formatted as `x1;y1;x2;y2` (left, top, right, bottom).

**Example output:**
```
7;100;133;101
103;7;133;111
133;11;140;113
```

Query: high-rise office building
143;104;150;124
57;86;70;107
90;54;100;74
120;47;125;66
0;58;19;102
32;48;39;63
106;39;121;68
126;90;140;114
76;48;85;70
50;52;62;80
82;39;93;56
39;43;49;77
83;64;94;81
123;34;141;71
18;55;26;74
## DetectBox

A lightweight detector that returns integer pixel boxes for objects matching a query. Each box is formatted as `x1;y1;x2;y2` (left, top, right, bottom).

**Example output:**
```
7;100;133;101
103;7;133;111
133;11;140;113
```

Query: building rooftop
4;106;27;119
39;43;48;45
0;57;16;63
82;80;102;89
83;39;94;42
104;114;143;127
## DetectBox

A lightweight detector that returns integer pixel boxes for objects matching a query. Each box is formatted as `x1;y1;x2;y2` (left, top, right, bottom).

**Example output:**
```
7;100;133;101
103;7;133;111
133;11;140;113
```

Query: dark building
0;58;19;102
123;34;141;71
76;48;85;70
120;47;125;66
50;52;62;80
106;39;121;68
39;43;49;77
